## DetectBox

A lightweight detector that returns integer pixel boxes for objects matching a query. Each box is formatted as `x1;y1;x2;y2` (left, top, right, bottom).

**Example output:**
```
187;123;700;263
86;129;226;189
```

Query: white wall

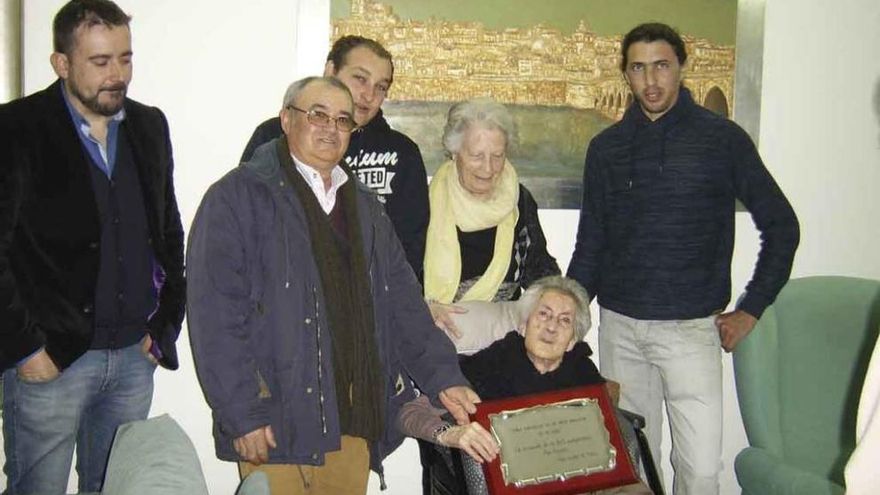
6;0;880;493
759;0;880;281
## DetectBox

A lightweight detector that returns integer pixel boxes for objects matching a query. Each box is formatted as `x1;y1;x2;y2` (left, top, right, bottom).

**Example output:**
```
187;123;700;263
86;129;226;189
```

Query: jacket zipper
313;285;328;435
366;207;388;491
368;223;377;289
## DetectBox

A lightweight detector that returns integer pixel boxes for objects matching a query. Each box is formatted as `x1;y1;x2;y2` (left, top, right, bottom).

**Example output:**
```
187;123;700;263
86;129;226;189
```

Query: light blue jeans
2;341;155;494
598;308;723;495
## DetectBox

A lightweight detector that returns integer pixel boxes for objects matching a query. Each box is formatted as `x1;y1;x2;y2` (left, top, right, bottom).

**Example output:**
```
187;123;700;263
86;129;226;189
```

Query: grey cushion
101;414;209;495
236;471;270;495
448;300;525;355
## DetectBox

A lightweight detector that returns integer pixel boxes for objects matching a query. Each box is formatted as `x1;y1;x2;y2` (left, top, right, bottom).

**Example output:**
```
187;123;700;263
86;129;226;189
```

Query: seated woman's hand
437;422;500;464
427;301;468;339
606;380;621;407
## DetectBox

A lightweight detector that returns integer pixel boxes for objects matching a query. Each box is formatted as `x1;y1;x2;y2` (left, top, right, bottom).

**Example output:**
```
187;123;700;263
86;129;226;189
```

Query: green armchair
733;276;880;495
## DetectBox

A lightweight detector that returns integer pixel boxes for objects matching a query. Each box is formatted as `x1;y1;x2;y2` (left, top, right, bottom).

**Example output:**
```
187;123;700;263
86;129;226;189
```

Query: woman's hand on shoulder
437;422;500;464
427;301;468;339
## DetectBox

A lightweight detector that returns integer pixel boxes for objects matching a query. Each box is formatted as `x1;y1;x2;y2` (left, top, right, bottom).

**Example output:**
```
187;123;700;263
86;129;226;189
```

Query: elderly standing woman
401;276;651;494
425;98;559;334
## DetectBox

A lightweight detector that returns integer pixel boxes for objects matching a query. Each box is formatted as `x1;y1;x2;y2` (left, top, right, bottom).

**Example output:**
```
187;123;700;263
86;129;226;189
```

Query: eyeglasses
534;308;574;330
286;105;357;133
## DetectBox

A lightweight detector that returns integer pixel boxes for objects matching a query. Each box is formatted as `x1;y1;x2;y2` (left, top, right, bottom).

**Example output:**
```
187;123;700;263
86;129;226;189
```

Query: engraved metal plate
489;398;616;488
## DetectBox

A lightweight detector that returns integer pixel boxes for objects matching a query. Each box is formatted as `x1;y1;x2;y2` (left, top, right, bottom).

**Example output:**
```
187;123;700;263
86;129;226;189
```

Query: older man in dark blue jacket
187;76;476;494
567;23;799;495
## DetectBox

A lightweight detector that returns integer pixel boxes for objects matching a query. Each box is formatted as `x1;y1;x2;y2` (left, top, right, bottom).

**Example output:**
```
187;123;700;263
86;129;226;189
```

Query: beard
69;81;128;117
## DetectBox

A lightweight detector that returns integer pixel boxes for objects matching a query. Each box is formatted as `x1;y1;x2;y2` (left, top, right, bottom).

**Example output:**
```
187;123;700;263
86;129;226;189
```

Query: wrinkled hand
605;380;621;407
715;309;758;352
427;302;468;339
17;349;60;383
234;426;277;465
439;422;500;463
141;334;159;366
439;386;480;425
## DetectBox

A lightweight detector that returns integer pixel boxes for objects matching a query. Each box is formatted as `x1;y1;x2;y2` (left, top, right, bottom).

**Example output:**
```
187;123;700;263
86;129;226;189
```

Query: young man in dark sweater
567;23;799;495
241;36;428;280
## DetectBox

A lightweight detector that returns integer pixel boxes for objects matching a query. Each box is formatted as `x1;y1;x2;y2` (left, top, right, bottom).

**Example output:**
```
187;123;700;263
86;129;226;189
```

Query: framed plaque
471;384;639;494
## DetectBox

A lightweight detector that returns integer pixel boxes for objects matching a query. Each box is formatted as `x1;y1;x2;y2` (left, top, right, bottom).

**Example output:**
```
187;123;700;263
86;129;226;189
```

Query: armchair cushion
236;471;271;495
735;447;844;495
447;300;524;355
733;276;880;493
101;414;209;495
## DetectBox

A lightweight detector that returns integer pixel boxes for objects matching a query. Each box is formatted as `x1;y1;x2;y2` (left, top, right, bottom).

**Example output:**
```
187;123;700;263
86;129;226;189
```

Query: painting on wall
331;0;738;208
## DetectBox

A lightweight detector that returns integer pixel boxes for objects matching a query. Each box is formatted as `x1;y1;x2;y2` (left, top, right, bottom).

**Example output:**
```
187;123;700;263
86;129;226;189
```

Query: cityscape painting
331;0;738;208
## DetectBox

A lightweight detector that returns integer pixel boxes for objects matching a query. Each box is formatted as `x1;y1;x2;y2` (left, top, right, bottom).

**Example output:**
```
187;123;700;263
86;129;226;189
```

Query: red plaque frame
471;384;639;495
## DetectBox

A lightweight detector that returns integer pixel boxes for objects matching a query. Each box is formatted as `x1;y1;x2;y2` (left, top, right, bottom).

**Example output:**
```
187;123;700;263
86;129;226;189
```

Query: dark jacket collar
622;85;696;131
245;136;375;198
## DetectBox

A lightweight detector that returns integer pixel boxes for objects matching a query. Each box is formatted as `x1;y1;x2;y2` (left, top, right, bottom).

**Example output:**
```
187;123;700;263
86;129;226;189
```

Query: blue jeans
2;341;155;494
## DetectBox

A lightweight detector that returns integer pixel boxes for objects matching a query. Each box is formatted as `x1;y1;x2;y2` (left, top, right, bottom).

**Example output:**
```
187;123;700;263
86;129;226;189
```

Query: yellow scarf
424;159;519;303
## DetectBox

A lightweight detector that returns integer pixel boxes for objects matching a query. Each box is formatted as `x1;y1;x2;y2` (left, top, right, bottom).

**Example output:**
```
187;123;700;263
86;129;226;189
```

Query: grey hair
281;76;353;112
517;276;592;342
441;97;517;157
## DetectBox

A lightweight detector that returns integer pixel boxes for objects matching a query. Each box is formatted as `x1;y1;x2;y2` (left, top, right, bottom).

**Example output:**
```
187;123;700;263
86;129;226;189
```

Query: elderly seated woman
401;276;652;494
424;98;559;335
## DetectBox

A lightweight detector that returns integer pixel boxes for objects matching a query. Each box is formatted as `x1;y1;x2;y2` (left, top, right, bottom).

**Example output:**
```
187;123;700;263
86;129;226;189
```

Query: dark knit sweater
281;141;384;442
567;88;799;320
459;332;605;402
87;130;156;349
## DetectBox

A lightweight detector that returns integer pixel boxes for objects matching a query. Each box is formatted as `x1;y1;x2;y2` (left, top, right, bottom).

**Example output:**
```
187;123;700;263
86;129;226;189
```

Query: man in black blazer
0;1;184;493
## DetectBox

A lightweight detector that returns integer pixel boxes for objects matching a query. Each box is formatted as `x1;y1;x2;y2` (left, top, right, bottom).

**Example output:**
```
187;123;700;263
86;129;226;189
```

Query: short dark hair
620;22;687;72
326;35;394;83
53;0;131;55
